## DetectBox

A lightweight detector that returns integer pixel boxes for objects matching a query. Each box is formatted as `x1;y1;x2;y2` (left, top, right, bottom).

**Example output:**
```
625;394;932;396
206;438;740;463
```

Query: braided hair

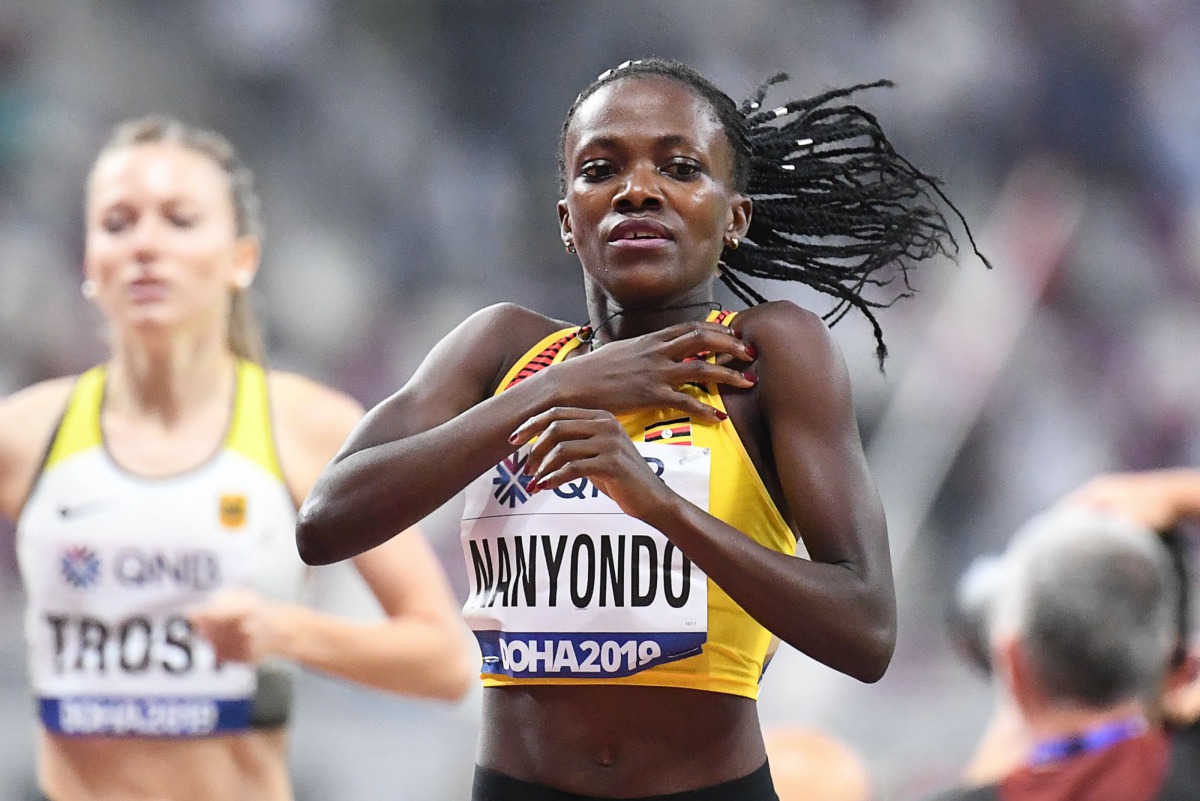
559;58;990;365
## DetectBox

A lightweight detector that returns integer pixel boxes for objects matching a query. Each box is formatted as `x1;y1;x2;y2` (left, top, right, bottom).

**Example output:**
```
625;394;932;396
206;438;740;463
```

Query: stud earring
234;272;253;289
725;237;740;251
564;241;576;254
80;279;98;300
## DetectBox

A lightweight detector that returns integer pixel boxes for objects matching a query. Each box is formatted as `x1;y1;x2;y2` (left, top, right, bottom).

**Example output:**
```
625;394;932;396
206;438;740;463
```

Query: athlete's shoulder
731;300;831;346
267;369;364;444
724;302;840;362
1;375;79;414
470;302;571;344
266;369;365;500
431;303;573;395
0;376;80;518
732;302;851;406
0;376;79;446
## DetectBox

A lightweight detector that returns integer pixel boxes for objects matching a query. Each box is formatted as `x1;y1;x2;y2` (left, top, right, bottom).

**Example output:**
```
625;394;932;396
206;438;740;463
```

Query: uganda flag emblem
644;417;692;446
219;494;248;529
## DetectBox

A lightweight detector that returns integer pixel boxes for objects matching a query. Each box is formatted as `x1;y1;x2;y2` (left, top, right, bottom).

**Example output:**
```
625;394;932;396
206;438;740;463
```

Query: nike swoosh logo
58;501;108;519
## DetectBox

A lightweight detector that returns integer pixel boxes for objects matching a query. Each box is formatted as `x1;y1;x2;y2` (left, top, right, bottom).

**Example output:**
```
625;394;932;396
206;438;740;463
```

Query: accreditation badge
460;442;710;679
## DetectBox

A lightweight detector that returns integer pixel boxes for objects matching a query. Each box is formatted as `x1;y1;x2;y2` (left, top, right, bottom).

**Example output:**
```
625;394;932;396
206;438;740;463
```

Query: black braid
560;58;991;367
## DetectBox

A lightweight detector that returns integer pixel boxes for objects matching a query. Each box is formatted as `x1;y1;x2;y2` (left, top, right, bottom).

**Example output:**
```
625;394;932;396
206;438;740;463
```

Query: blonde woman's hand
190;589;290;665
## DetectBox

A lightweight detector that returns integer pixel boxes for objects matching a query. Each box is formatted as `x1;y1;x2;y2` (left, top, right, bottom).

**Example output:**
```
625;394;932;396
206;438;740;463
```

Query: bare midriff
39;727;291;801
479;684;766;796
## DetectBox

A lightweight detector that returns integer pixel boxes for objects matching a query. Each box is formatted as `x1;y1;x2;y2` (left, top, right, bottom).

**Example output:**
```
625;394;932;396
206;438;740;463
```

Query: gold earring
726;237;740;251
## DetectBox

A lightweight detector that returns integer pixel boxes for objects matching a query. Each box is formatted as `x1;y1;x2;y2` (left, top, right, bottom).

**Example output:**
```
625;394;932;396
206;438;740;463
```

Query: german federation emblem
492;452;534;508
60;545;100;588
219;494;248;529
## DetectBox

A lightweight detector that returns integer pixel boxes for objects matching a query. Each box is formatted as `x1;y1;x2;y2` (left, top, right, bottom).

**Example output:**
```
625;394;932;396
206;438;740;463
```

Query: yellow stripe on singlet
494;327;578;393
43;361;283;482
43;367;106;469
226;360;285;482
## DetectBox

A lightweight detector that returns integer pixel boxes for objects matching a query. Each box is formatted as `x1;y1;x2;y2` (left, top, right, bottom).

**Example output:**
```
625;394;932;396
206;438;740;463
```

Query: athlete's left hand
190;589;289;665
510;407;676;521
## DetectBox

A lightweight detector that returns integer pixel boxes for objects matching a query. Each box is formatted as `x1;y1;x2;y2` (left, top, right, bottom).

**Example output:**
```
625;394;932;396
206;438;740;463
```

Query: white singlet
16;362;308;737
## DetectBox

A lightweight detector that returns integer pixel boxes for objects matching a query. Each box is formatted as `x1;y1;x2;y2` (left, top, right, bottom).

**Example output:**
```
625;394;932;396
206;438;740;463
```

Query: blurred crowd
1;0;1198;798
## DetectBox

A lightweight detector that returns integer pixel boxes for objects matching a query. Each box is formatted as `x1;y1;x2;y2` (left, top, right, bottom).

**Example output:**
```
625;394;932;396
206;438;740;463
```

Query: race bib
26;530;258;736
461;442;710;679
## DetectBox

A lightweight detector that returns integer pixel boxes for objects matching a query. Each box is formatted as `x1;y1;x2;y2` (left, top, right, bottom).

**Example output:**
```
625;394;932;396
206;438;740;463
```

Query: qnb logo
60;546;101;589
114;548;221;591
492;452;534;508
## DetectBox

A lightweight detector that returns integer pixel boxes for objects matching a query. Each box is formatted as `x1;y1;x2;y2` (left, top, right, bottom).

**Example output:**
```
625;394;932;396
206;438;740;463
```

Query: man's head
991;508;1181;714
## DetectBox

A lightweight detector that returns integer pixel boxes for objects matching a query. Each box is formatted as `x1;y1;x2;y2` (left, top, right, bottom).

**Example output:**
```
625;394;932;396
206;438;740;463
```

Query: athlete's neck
583;287;719;346
105;335;238;425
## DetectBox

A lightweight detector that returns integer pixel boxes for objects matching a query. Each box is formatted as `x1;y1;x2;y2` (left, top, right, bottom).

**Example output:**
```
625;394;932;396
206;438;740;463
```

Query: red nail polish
745;344;758;359
742;371;758;383
715;410;729;421
508;432;519;444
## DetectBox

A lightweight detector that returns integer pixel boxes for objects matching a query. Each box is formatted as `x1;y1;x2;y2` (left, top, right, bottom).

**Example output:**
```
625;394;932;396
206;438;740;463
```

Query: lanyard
1029;717;1149;766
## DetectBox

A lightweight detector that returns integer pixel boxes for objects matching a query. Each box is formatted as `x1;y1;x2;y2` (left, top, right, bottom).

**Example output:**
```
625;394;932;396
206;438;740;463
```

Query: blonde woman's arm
190;371;473;702
0;378;76;521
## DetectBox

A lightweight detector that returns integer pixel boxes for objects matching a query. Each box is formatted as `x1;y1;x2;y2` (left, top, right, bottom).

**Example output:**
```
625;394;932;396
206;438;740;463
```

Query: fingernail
742;371;759;383
745;344;757;359
715;410;729;421
508;431;520;444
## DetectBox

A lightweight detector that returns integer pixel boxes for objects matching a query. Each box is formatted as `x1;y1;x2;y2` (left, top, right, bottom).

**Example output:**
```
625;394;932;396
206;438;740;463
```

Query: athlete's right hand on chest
542;321;757;423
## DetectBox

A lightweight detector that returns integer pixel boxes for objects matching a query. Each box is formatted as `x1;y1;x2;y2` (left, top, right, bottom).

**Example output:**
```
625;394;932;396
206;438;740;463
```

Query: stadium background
1;1;1198;798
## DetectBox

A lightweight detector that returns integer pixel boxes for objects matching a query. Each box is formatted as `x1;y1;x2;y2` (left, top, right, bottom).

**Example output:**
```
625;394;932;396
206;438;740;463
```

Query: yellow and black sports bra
460;310;796;700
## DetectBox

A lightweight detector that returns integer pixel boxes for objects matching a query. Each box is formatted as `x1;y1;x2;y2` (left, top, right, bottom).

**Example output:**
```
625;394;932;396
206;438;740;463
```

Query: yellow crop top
459;310;796;700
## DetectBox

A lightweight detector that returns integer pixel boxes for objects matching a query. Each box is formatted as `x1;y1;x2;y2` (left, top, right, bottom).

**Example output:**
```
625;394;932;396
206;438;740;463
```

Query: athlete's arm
728;302;895;681
296;303;756;566
675;303;895;681
0;378;76;521
295;303;562;565
514;302;895;682
189;532;473;700
191;370;473;701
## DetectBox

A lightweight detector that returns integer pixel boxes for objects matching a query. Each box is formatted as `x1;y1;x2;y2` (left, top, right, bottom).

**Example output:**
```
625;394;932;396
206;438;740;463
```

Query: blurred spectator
933;503;1200;800
764;726;873;801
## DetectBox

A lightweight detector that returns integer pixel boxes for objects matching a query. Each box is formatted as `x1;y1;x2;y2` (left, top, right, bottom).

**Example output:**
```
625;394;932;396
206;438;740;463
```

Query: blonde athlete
0;117;472;801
